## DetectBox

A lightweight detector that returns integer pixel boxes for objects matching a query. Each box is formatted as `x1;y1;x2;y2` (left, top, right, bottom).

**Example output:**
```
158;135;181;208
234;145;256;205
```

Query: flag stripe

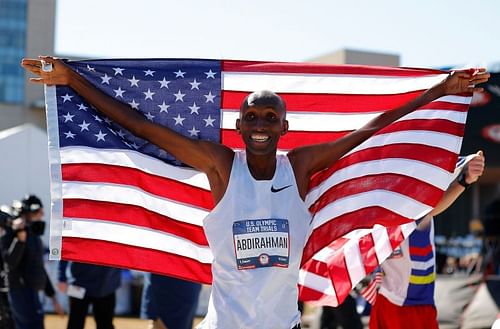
63;199;209;245
62;182;209;226
222;60;446;77
62;163;214;210
62;237;212;284
61;218;213;263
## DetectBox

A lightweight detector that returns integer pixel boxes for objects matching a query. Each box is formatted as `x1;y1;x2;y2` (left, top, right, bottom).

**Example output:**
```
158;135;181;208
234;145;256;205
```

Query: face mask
30;221;46;236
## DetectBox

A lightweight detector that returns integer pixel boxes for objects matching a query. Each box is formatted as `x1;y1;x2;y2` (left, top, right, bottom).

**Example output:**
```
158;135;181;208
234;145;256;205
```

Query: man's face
237;105;288;156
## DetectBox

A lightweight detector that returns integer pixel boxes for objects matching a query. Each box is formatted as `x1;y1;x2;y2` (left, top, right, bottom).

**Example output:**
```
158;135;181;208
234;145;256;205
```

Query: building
0;0;55;131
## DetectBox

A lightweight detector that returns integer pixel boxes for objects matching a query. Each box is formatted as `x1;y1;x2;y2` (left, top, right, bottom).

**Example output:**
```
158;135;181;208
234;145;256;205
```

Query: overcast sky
55;0;499;69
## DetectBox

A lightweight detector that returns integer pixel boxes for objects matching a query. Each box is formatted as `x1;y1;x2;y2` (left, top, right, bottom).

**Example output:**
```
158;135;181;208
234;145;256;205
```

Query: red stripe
309;173;445;215
222;90;426;113
62;237;212;284
309;143;458;190
63;199;209;246
302;207;413;264
62;163;214;210
409;244;434;257
329;255;352;303
298;285;338;306
386;225;407;250
358;234;379;275
222;60;446;76
221;129;349;150
420;101;469;111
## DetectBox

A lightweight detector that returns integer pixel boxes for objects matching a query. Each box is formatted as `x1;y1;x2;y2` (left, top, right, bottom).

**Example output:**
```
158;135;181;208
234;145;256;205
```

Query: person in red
21;56;489;329
369;151;485;329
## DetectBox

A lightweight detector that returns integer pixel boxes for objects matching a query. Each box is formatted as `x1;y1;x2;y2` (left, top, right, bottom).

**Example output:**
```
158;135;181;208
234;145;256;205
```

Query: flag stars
189;79;201;90
128;99;140;110
188;102;200;114
203;115;216;127
174;90;186;102
64;131;76;139
144;69;155;77
63;112;75;122
93;115;103;123
158;77;171;89
104;117;113;125
77;103;88;111
173;114;186;126
174;70;186;78
86;65;96;72
94;130;107;142
128;76;140;87
100;74;112;84
113;67;124;75
145;112;155;121
143;89;155;100
117;130;126;138
188;126;200;137
113;87;125;98
204;91;216;103
61;94;73;102
204;69;216;79
78;120;90;132
158;102;170;113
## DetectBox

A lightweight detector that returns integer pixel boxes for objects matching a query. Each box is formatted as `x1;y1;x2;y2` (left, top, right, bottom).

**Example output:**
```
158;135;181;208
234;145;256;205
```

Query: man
21;56;489;329
369;151;485;329
57;261;121;329
1;195;63;329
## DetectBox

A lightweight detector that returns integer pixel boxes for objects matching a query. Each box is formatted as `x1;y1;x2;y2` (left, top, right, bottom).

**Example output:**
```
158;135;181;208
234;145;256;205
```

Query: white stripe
401;222;417;238
439;95;472;104
45;85;64;261
311;190;432;231
62;218;213;263
345;130;463;158
221;108;465;132
306;158;454;207
222;109;381;131
60;147;210;190
411;258;435;271
222;72;448;94
62;182;208;226
372;225;394;263
298;269;337;298
343;240;366;288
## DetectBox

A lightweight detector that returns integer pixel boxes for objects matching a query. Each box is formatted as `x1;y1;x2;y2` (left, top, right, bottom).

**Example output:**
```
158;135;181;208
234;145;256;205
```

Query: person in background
57;261;121;329
369;151;485;329
0;205;16;329
1;195;64;329
141;273;202;329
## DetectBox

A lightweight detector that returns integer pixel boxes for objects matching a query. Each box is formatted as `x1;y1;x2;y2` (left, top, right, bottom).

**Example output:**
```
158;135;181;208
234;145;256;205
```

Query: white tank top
197;151;311;329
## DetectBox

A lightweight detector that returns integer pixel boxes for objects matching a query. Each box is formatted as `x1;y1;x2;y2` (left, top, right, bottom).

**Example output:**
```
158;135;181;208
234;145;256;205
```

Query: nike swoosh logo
271;184;292;193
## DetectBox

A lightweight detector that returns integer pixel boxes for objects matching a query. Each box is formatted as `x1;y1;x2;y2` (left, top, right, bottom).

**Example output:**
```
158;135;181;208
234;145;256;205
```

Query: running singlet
197;151;311;329
379;219;436;306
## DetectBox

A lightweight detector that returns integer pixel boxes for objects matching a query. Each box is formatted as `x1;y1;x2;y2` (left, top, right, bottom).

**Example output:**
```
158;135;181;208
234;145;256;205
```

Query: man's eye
245;113;255;120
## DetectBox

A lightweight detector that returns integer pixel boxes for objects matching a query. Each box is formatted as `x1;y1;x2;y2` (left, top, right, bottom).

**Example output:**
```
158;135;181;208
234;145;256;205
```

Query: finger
477;150;483;157
29;77;46;84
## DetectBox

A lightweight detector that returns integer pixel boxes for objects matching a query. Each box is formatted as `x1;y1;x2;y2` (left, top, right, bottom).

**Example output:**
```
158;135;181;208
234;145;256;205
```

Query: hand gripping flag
44;59;470;306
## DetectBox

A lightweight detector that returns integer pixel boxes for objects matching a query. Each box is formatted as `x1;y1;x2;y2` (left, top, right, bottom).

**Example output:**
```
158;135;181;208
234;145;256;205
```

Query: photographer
1;195;63;329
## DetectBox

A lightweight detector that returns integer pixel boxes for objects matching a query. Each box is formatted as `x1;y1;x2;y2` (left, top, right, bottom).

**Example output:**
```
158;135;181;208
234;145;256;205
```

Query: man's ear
236;119;241;133
281;120;289;135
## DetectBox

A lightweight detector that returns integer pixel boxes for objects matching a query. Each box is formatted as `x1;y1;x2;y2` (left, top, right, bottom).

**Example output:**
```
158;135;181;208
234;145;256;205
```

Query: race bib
233;219;289;270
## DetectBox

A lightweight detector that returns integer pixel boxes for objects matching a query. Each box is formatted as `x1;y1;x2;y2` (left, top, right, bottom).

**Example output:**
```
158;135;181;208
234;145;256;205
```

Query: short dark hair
240;90;286;113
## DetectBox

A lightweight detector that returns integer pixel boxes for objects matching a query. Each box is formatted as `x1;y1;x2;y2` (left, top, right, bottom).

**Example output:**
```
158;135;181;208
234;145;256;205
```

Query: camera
0;205;14;230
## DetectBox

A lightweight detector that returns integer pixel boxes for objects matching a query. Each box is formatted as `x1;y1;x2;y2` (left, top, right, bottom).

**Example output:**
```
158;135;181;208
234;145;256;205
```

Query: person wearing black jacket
1;195;63;329
57;261;121;329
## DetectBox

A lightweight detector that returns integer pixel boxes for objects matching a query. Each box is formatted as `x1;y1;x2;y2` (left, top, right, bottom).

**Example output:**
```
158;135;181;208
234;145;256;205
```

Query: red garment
369;294;438;329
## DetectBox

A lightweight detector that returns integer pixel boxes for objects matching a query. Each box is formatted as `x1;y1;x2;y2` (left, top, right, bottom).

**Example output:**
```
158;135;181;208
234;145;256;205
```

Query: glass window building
0;0;27;104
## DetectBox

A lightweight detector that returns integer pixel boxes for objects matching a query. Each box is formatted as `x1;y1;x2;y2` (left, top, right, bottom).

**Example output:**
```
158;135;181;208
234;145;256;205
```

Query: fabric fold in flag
44;58;470;306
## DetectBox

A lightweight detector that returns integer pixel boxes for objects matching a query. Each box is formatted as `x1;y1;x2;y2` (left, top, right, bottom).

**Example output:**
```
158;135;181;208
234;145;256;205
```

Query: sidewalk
45;315;204;329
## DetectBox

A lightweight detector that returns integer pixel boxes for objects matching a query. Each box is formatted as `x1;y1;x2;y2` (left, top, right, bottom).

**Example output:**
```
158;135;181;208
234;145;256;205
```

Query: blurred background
0;1;499;328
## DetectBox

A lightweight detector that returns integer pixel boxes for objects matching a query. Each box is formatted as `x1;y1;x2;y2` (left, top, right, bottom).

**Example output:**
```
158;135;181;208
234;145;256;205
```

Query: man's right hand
57;281;68;294
21;56;73;86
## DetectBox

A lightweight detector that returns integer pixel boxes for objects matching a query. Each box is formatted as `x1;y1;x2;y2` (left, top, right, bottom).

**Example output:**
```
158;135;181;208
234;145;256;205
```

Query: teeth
251;134;269;142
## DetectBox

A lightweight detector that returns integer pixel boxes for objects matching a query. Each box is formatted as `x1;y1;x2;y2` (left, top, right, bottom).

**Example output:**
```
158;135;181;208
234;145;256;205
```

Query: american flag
44;59;470;306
